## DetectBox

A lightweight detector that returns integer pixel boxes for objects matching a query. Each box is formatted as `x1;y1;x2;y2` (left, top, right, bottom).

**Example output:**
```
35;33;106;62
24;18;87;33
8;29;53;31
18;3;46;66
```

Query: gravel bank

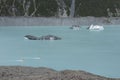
0;66;119;80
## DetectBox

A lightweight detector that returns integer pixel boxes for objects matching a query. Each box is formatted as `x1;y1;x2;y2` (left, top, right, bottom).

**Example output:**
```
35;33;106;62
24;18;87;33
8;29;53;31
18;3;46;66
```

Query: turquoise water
0;25;120;78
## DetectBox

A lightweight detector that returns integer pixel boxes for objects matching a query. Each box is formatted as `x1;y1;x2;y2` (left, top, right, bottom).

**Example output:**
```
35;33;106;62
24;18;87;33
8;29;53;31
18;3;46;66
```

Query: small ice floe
16;59;24;62
22;57;40;60
39;35;61;40
24;35;39;40
24;35;61;40
87;24;104;31
32;57;40;60
24;37;28;40
70;25;80;30
49;37;54;40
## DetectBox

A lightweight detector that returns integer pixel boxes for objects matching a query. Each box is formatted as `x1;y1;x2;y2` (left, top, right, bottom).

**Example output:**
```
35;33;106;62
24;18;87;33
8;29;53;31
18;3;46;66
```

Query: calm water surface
0;25;120;78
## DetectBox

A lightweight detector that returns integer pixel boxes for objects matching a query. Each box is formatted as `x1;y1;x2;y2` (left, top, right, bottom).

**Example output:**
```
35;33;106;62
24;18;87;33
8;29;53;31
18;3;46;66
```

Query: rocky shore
0;17;120;26
0;66;119;80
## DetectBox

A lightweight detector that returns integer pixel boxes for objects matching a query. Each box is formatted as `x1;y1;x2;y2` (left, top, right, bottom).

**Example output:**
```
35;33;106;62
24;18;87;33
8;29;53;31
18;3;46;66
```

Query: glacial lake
0;25;120;78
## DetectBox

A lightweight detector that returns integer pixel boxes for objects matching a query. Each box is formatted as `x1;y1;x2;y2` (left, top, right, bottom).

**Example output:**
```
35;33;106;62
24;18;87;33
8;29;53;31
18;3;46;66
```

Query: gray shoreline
0;66;119;80
0;17;120;26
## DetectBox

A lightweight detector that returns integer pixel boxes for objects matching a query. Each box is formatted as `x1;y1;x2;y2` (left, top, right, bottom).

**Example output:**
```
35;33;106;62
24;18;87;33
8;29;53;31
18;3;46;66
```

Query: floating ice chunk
70;25;80;30
16;59;24;62
32;57;40;60
88;24;104;31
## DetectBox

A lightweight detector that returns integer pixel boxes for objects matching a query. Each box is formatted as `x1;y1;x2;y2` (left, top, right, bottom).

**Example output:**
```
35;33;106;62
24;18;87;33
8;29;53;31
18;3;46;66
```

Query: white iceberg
88;24;104;31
